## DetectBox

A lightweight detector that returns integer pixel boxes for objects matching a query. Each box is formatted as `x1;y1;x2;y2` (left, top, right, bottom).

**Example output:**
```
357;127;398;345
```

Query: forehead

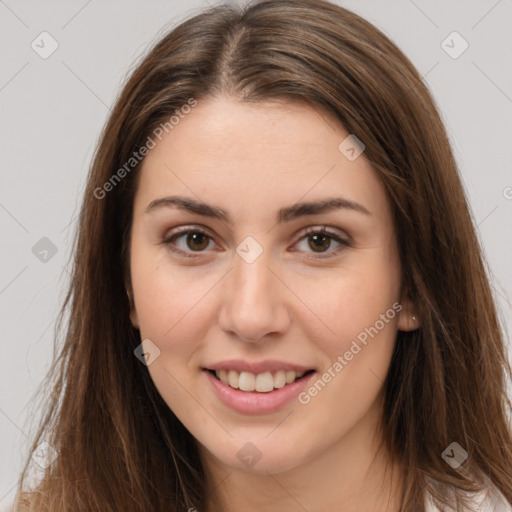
134;96;388;221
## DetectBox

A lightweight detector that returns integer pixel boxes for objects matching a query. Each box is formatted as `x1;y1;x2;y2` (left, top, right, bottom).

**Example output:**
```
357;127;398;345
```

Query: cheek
295;261;401;353
296;269;401;421
131;263;215;414
128;233;221;424
130;253;222;361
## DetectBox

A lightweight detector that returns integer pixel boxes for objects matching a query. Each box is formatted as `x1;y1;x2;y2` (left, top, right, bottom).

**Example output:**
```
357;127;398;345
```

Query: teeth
215;369;308;392
274;370;286;389
238;371;255;391
255;372;274;392
227;370;239;389
285;370;296;384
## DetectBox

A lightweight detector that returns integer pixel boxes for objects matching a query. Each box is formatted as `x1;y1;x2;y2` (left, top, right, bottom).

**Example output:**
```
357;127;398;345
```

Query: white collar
424;483;512;511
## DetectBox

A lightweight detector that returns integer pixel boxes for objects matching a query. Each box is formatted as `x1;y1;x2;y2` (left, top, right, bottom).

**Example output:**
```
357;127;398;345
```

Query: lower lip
203;370;315;415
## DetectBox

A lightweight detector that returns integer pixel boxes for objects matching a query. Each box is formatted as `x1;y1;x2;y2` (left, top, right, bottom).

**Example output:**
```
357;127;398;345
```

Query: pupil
309;234;330;252
187;233;208;251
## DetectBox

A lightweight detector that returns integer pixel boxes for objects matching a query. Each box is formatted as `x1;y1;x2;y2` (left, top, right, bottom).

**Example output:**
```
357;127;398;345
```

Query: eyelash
161;226;350;260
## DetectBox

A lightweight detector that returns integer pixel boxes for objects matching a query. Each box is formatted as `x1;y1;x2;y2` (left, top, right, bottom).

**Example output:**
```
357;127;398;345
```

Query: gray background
1;0;511;507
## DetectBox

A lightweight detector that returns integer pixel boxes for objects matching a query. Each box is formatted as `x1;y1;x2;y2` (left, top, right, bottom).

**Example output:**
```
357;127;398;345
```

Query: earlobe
398;313;420;331
397;311;420;331
127;288;140;329
130;308;140;329
397;295;420;332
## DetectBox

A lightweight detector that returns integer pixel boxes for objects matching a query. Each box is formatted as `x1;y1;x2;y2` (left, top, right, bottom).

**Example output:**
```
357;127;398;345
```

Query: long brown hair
13;0;512;510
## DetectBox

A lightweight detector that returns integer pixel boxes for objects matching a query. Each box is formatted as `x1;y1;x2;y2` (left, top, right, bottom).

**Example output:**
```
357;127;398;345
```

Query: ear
127;287;140;329
130;307;140;329
397;291;420;332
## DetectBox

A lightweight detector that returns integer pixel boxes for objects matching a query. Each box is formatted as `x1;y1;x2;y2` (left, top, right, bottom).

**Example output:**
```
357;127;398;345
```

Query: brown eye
185;232;210;251
163;228;216;257
293;227;350;258
308;233;332;252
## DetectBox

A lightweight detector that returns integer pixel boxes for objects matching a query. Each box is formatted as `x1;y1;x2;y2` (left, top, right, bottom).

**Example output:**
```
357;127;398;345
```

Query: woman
12;0;512;510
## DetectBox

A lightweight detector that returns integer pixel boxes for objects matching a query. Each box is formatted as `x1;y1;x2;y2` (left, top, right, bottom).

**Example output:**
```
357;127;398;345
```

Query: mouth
203;366;317;414
205;368;316;393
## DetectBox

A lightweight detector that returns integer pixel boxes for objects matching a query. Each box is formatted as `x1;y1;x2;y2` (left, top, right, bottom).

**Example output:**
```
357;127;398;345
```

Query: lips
204;367;316;414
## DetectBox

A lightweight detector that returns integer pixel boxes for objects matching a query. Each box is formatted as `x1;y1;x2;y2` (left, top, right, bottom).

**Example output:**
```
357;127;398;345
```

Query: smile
203;367;317;415
210;369;313;392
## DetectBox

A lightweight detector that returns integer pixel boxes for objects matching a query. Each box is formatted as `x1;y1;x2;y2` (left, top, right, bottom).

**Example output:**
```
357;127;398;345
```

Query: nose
218;248;292;343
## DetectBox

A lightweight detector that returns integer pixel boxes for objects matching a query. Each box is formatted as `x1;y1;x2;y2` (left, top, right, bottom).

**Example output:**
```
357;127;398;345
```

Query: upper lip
204;359;314;374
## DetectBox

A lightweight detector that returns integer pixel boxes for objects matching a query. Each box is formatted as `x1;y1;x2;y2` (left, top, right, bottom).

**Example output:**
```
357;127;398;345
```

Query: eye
162;225;350;259
293;227;350;258
162;227;217;258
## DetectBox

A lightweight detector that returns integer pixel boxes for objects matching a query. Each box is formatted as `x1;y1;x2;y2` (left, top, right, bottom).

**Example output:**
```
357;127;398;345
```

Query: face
128;95;418;475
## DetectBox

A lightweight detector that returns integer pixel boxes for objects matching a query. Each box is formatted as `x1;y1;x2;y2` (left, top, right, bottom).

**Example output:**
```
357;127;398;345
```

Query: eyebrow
145;195;371;223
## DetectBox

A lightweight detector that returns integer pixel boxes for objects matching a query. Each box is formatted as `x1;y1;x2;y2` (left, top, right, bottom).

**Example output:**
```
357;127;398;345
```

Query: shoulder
425;482;512;512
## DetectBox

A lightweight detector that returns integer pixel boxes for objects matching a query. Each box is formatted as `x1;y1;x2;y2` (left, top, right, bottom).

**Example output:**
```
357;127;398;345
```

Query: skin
128;95;420;512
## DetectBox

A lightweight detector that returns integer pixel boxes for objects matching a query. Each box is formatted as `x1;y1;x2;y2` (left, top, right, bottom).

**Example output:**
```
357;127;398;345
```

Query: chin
202;437;311;475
